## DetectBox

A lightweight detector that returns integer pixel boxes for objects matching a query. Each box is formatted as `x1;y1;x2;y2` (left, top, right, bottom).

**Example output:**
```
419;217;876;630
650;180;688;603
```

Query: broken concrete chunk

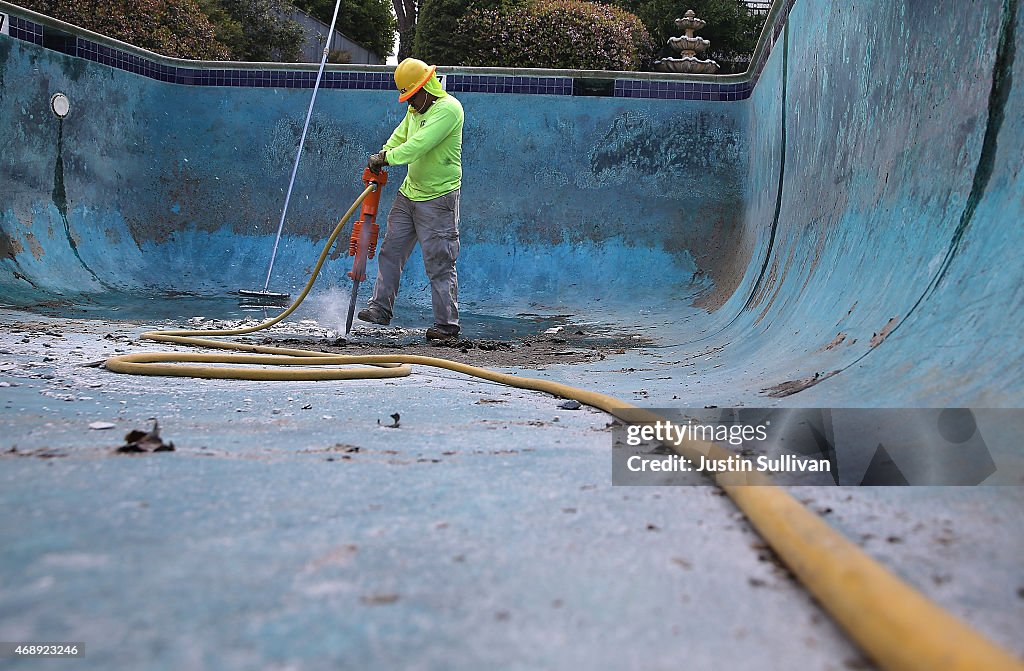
89;421;116;430
558;400;582;410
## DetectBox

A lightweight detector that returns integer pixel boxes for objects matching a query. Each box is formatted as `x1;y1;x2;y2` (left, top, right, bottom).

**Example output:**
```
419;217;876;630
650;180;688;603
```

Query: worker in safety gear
358;58;464;341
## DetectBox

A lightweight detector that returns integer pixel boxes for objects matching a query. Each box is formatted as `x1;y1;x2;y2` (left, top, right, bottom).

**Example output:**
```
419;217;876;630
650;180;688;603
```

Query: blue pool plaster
1;0;1023;669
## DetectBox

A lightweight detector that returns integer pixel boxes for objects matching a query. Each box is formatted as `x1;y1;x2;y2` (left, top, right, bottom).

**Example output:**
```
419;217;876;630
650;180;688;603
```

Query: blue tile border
2;17;574;95
613;79;755;101
6;22;399;90
446;74;573;96
2;0;796;101
8;15;43;44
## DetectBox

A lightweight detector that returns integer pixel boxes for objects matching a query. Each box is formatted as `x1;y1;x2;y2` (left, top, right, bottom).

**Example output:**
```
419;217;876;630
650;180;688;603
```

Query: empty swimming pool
1;0;1022;668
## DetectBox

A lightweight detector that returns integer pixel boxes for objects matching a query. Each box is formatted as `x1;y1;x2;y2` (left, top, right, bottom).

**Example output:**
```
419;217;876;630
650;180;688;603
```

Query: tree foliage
609;0;765;72
452;0;653;71
413;0;517;65
18;0;232;60
392;0;418;60
412;0;470;66
292;0;396;61
196;0;304;62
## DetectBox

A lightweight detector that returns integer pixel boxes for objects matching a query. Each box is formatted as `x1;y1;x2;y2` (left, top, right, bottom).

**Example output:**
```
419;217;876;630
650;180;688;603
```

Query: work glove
368;151;387;174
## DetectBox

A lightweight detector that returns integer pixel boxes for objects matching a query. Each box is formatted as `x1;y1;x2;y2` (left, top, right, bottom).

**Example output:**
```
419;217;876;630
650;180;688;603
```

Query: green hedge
18;0;232;60
451;0;653;71
413;0;519;66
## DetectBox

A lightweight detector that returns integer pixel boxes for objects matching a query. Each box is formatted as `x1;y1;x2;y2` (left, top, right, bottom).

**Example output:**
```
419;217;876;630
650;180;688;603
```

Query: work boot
426;325;460;341
357;306;391;325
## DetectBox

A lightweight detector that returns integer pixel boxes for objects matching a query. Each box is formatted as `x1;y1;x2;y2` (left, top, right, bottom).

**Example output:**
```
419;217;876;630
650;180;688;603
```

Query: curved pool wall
1;0;1022;406
679;0;1024;407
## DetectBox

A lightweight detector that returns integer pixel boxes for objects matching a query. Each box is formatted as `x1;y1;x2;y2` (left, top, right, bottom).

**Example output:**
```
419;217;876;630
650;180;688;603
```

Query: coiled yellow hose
104;186;1023;671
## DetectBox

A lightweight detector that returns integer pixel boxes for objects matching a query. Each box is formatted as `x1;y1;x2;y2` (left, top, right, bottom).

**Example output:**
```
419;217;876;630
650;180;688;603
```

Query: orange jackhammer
345;167;388;334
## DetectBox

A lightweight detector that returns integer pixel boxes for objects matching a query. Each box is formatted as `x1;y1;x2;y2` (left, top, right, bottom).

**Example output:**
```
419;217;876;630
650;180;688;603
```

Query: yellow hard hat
394;58;437;103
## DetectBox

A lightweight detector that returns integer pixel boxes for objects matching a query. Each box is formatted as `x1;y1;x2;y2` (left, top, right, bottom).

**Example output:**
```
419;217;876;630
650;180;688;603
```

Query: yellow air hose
104;187;1024;671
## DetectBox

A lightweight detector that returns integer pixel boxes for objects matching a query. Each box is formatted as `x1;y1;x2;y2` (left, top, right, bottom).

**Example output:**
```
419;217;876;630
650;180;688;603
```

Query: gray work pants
369;189;460;330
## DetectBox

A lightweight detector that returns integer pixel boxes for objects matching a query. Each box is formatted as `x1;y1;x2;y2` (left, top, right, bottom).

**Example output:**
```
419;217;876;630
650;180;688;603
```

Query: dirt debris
262;326;653;368
115;419;175;454
3;446;67;459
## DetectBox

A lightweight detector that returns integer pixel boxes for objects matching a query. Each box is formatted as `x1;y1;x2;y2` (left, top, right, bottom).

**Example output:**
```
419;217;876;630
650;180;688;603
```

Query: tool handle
360;168;388;218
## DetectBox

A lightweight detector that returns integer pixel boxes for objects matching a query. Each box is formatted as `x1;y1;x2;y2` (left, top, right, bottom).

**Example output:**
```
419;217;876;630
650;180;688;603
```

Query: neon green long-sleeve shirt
382;94;464;201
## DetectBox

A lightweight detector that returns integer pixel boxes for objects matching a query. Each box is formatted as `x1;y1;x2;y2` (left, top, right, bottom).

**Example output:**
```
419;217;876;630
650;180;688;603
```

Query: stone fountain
654;9;720;74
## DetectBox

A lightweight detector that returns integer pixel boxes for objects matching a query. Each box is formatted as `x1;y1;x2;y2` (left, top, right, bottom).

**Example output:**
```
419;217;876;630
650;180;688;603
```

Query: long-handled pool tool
238;0;348;301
